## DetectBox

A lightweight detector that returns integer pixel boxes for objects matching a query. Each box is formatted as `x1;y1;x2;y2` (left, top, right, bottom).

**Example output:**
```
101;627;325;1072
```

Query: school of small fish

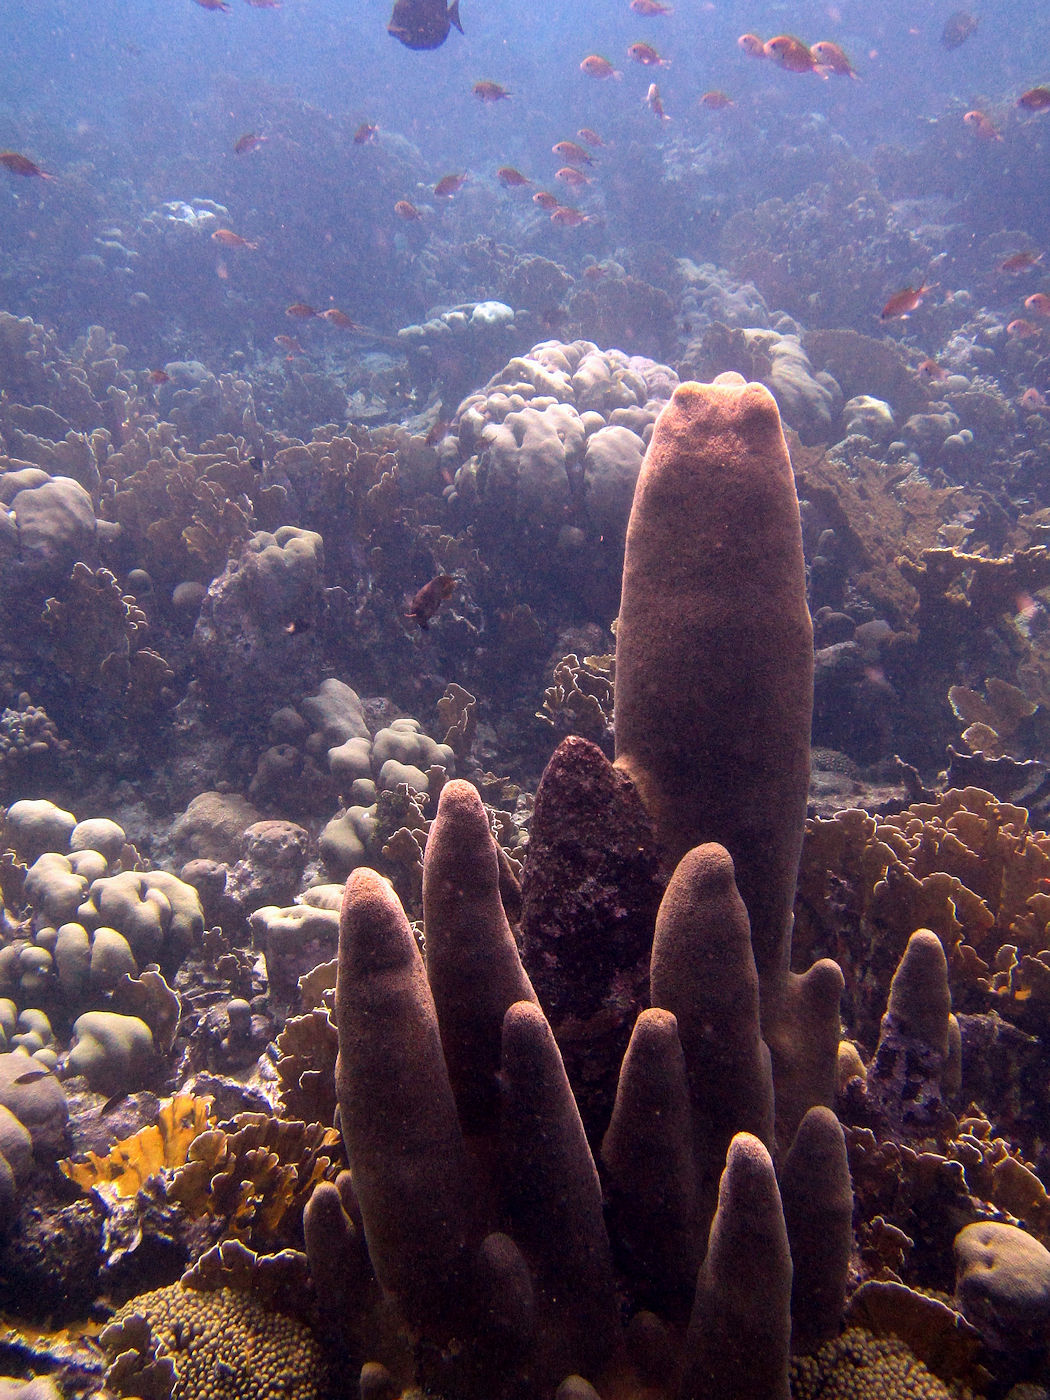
10;0;1042;457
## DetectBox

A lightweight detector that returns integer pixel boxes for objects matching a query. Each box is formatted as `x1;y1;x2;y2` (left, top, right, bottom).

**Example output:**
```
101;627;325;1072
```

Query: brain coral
444;339;678;540
103;1283;325;1400
790;1327;971;1400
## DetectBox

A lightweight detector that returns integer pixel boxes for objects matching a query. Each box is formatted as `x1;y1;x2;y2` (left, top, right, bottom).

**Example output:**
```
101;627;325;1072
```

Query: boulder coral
443;339;678;542
311;379;853;1400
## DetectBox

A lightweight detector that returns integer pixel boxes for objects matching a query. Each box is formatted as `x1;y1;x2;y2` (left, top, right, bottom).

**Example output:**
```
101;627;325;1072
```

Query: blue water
2;0;1047;353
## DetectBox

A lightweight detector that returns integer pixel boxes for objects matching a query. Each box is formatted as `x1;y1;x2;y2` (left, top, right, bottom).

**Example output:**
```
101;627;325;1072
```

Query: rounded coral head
339;867;414;976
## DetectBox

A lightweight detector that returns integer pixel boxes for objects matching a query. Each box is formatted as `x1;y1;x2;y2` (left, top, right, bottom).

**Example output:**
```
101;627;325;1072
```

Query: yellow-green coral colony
103;1285;326;1400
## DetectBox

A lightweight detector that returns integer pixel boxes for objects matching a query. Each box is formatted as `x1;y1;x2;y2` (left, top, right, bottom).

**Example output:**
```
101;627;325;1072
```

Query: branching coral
101;441;257;588
168;1113;342;1247
43;563;174;717
794;787;1050;1040
536;653;614;744
793;446;975;627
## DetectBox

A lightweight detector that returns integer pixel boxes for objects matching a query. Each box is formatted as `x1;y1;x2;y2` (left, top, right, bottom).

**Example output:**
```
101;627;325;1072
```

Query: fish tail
448;0;463;33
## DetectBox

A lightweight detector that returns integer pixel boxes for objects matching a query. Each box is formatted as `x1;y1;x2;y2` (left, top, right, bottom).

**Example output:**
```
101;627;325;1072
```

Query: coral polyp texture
101;1282;326;1400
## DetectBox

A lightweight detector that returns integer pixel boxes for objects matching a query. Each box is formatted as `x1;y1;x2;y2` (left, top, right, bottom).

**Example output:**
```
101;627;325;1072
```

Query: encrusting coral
309;377;854;1400
101;1281;325;1400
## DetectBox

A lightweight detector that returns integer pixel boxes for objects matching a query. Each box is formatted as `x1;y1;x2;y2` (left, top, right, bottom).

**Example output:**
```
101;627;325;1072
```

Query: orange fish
473;81;511;102
424;418;451;446
999;250;1043;273
963;110;1002;141
578;127;606;147
698;90;734;109
1018;87;1050;112
193;0;231;9
147;369;171;384
737;33;765;57
580;54;622;79
1020;388;1049;410
1007;319;1041;339
274;334;304;354
285;302;317;318
406;574;455;630
763;35;817;72
244;0;281;7
645;83;670;119
552;140;595;166
1025;293;1050;317
916;358;949;382
550;206;590;227
532;190;560;210
395;200;423;220
233;132;267;155
810;41;858;78
434;173;468;197
353;122;379;144
556;167;591;187
0;151;54;179
630;0;672;13
498;166;531;187
321;308;359;328
880;283;934;319
211;228;258;249
628;41;669;66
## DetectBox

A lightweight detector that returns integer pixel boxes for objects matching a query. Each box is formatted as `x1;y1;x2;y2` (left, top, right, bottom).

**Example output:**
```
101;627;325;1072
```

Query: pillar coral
613;373;811;1007
613;374;842;1142
330;813;853;1400
325;376;855;1400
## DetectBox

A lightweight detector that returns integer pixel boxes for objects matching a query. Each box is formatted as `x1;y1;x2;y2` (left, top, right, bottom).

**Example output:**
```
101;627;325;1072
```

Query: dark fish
941;10;978;49
234;132;267;155
249;454;265;471
1018;87;1050;112
406;574;456;629
388;0;463;51
434;173;468;197
12;1067;50;1086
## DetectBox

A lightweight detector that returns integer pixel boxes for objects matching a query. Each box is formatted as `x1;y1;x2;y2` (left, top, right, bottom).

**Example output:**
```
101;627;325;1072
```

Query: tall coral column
614;373;813;1009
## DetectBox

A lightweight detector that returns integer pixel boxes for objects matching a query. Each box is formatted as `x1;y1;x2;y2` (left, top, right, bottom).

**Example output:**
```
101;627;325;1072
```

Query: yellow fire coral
59;1094;214;1196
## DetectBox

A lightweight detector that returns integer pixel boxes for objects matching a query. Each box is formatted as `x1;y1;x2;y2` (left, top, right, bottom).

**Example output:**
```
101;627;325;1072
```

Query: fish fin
448;0;464;33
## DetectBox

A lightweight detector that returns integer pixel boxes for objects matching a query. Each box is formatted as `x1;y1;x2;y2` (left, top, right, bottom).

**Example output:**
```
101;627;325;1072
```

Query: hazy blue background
1;0;1046;360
